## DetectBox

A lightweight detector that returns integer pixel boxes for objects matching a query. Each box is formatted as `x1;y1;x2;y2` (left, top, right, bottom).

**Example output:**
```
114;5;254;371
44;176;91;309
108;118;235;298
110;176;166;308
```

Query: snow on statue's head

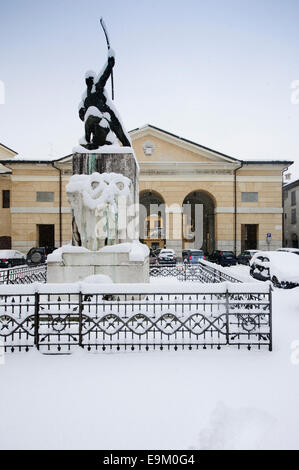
85;70;96;80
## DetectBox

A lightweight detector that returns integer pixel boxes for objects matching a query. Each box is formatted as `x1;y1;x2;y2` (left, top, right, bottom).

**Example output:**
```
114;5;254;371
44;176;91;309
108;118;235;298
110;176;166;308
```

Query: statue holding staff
78;19;131;150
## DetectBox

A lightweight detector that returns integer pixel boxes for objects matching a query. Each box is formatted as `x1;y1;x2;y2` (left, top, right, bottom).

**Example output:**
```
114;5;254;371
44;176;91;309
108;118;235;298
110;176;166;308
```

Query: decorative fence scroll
0;283;272;354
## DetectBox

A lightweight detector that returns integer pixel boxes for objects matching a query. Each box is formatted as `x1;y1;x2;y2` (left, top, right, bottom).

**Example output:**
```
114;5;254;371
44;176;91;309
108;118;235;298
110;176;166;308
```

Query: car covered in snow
250;251;299;288
0;250;26;268
276;247;299;256
158;249;177;265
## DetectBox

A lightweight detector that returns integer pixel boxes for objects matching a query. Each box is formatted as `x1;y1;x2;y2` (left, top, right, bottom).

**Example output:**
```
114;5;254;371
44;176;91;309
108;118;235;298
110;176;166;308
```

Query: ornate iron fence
150;262;242;283
0;261;241;286
0;283;272;353
0;265;47;285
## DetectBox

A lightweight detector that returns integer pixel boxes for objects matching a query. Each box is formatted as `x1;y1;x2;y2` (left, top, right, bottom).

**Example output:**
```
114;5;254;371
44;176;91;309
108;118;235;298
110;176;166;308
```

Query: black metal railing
0;265;47;285
0;260;242;286
0;283;272;353
150;262;242;283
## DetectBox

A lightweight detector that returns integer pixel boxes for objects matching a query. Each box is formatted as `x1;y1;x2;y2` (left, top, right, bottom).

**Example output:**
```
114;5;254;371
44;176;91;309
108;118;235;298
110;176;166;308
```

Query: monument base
47;246;149;284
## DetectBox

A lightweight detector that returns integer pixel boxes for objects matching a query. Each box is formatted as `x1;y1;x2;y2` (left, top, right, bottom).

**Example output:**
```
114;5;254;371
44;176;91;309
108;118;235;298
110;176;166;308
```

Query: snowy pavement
0;268;299;450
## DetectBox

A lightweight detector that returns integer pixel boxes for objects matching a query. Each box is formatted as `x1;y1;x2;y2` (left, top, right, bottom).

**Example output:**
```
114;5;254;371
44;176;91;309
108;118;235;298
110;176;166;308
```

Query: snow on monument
47;20;149;284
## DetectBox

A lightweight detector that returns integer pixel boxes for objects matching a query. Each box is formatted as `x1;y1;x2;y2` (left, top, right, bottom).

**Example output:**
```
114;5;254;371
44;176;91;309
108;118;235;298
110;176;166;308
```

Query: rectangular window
241;192;258;203
2;190;10;209
283;191;288;200
291;191;296;206
36;192;54;202
291;208;297;225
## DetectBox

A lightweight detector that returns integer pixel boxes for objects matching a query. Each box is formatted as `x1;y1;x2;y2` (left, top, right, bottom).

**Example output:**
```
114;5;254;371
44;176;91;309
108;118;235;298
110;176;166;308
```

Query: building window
36;192;54;202
285;213;287;220
291;208;297;225
241;192;258;203
283;191;288;200
2;190;10;208
291;191;296;206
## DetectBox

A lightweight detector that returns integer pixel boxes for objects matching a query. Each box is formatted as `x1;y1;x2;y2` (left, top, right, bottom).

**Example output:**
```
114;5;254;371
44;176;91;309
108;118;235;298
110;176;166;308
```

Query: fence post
34;292;40;350
78;292;83;348
269;284;273;352
225;286;230;345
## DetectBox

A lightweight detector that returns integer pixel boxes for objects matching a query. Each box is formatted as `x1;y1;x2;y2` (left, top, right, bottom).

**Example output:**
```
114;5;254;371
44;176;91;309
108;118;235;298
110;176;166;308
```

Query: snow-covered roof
129;124;293;167
0;142;18;156
283;179;299;191
1;154;72;164
130;124;241;163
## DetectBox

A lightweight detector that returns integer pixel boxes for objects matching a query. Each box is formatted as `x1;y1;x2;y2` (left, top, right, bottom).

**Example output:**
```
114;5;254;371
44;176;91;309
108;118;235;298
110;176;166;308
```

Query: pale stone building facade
0;125;293;255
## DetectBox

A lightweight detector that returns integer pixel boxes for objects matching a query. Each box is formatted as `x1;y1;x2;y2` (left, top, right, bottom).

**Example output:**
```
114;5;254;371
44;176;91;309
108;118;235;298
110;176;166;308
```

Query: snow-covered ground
0;266;299;450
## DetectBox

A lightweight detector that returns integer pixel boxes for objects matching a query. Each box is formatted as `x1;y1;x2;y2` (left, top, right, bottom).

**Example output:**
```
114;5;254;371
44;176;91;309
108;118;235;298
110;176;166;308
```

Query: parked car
0;250;26;268
158;249;177;265
208;250;237;267
276;248;299;256
185;249;206;264
250;251;299;288
27;246;55;265
237;250;259;265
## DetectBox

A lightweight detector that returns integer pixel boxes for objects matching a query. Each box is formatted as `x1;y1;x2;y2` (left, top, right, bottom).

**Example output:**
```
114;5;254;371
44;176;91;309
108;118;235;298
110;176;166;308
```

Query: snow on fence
0;282;272;353
150;262;242;283
0;265;47;285
0;261;242;285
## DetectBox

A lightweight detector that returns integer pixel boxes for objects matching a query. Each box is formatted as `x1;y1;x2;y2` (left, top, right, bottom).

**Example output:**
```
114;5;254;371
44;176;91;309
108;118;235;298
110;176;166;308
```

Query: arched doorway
139;191;166;250
182;191;215;254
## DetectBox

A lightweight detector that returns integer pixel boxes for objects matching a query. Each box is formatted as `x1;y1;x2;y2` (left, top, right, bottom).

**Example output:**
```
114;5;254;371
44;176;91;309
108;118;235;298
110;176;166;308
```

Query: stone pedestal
47;249;149;284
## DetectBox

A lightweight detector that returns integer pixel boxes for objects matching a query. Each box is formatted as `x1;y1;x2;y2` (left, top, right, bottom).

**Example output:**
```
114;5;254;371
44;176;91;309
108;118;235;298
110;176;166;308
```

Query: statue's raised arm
96;53;115;93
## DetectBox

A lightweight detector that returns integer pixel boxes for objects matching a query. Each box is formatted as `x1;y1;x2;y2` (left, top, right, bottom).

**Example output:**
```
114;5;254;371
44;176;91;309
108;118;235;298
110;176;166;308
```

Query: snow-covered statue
78;51;131;150
66;172;133;251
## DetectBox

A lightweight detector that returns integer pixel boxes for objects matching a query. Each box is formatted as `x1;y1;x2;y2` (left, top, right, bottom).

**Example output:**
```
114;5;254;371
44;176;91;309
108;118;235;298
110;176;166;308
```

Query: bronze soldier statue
79;53;131;150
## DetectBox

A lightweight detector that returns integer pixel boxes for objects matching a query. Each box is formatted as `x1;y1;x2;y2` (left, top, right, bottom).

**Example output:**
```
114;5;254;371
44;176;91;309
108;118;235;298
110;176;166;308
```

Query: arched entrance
139;191;166;250
182;191;215;254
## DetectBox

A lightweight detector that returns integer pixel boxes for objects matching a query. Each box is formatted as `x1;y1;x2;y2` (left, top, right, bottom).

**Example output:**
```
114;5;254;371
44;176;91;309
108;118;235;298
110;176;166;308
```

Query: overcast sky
1;0;299;177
